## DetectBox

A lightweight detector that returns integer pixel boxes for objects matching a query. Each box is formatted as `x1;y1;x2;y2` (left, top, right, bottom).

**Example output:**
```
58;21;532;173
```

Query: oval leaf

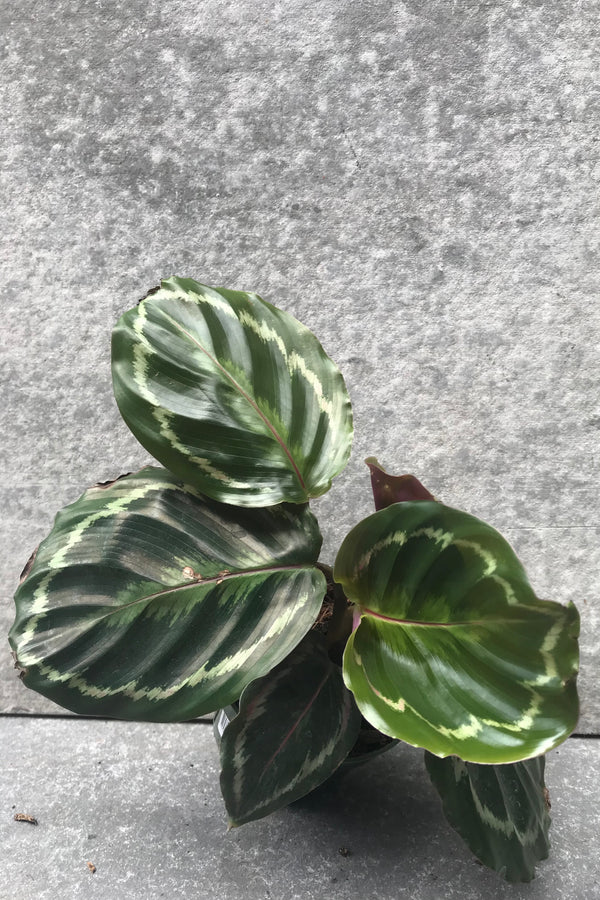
425;751;551;882
112;278;353;507
10;468;326;721
219;631;362;827
334;501;579;764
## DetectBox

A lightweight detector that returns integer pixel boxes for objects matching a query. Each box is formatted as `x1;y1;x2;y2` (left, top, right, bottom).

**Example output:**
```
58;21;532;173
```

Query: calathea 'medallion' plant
10;277;579;882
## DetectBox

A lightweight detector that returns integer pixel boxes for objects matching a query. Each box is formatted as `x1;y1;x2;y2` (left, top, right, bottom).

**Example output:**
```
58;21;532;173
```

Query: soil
312;589;336;633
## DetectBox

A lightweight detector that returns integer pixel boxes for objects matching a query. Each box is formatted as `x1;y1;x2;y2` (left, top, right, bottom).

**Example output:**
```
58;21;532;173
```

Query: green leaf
425;751;551;882
219;631;362;827
334;501;579;764
10;468;326;721
111;278;353;507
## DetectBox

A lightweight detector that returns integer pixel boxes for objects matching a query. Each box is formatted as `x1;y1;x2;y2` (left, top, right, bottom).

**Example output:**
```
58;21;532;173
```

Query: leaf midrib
15;564;321;673
106;563;316;618
260;668;331;776
155;305;307;493
361;606;533;628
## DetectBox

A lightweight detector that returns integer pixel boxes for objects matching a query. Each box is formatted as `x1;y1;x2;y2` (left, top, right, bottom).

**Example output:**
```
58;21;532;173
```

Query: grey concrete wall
1;0;598;733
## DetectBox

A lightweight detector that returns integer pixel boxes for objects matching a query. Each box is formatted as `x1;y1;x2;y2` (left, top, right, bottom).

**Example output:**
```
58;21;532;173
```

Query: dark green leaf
10;468;325;721
425;751;551;882
335;501;579;763
111;278;353;507
219;631;362;827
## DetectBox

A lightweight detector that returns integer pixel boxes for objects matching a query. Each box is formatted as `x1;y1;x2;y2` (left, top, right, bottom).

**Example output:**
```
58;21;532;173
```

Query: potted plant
9;277;579;882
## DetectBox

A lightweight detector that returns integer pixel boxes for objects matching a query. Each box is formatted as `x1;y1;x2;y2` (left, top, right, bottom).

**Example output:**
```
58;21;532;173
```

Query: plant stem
316;562;354;662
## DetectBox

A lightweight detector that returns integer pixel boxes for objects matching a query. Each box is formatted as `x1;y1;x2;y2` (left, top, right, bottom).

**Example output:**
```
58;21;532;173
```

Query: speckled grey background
2;720;599;899
1;2;600;896
1;0;598;733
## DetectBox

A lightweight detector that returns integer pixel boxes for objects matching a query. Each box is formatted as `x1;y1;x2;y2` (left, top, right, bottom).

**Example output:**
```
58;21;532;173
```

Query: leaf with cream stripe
334;501;579;764
111;278;353;507
10;468;326;721
425;752;551;882
219;631;362;827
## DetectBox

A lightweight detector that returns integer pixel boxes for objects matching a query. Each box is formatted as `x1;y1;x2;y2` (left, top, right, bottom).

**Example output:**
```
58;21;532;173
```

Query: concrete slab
2;0;598;732
1;719;598;899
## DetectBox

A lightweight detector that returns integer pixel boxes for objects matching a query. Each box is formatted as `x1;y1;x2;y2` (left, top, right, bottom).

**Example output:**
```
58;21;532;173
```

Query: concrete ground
1;0;599;897
2;719;599;900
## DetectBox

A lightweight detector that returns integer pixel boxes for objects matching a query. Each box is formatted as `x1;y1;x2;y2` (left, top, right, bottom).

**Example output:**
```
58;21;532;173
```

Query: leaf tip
19;547;39;584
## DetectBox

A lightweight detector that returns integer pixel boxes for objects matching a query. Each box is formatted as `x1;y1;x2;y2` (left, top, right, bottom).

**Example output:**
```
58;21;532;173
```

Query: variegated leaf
219;631;362;827
335;501;579;764
10;468;325;721
425;751;551;882
111;278;353;507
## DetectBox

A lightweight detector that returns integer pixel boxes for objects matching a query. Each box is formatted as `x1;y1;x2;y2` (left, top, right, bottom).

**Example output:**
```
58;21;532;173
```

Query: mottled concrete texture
1;2;599;895
1;0;598;723
2;720;599;900
0;0;598;727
